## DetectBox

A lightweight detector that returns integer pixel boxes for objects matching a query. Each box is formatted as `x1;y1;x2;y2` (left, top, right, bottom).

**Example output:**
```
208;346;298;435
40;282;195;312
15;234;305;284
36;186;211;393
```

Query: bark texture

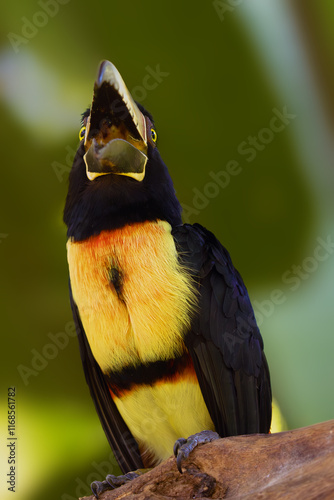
80;419;334;499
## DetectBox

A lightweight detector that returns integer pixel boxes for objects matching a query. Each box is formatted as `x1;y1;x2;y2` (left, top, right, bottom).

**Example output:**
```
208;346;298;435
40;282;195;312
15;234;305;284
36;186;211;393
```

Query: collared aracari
64;61;272;495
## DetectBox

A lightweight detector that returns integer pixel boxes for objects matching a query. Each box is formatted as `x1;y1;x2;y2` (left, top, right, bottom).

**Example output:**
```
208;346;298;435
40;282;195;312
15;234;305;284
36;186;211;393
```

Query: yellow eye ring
151;128;157;143
79;125;86;141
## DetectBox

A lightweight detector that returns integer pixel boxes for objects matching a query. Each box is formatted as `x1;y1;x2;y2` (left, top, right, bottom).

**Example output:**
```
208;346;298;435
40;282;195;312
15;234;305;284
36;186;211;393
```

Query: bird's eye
79;126;86;141
151;128;157;143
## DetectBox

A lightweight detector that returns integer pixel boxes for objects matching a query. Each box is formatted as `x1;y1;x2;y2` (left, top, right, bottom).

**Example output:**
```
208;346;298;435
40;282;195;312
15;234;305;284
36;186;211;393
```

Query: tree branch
80;419;334;499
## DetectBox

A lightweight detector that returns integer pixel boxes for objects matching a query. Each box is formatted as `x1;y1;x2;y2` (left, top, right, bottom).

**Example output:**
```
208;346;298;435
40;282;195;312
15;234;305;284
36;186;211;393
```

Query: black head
64;61;182;241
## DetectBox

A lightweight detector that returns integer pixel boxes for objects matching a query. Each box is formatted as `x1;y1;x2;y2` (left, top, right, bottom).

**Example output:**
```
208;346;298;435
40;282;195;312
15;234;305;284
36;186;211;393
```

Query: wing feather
173;223;272;436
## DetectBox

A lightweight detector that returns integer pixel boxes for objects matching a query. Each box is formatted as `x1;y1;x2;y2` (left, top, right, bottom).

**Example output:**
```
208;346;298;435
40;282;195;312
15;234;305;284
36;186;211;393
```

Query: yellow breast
67;220;198;373
114;376;215;465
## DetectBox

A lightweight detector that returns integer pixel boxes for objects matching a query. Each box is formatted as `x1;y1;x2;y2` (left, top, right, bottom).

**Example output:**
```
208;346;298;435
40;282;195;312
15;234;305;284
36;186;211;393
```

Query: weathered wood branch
80;419;334;499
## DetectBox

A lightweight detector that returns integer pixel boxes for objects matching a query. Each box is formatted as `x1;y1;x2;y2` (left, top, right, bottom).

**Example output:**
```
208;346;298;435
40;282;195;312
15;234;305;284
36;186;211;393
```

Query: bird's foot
91;469;149;498
173;430;219;473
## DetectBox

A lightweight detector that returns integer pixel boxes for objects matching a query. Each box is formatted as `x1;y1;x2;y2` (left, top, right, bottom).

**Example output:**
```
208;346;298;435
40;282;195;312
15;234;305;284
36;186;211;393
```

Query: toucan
64;61;272;496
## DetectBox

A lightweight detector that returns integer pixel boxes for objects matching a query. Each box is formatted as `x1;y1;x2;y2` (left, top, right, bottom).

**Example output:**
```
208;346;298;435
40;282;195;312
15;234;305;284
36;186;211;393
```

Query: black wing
172;223;272;436
69;283;144;473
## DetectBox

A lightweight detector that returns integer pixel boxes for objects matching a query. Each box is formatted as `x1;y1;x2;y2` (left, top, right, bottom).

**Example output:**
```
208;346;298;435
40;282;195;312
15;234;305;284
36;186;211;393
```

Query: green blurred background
1;1;333;498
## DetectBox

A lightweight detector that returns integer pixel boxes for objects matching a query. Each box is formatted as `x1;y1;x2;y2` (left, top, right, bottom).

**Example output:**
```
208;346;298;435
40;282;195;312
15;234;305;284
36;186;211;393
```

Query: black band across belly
105;353;194;397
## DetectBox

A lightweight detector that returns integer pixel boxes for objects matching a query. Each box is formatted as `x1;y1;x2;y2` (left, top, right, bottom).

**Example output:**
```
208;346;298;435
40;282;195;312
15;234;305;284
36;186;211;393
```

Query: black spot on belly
108;266;124;300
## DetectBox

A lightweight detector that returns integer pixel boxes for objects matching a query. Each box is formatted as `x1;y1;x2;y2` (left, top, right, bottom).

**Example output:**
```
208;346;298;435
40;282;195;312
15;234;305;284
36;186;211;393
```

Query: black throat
63;143;182;241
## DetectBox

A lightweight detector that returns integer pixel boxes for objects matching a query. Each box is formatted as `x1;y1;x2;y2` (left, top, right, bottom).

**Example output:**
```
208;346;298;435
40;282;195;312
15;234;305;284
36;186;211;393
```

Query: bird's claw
91;471;140;498
173;437;187;456
173;430;219;473
91;479;110;498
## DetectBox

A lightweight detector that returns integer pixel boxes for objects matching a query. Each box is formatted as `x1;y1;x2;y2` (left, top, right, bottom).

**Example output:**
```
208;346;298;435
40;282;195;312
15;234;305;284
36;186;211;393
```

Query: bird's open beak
83;61;148;181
